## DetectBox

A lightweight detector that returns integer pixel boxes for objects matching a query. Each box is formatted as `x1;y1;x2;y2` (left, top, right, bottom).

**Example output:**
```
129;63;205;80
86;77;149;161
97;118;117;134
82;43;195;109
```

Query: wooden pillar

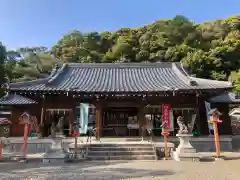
195;95;202;135
138;105;145;137
95;103;102;140
198;99;209;135
39;95;46;137
69;109;73;136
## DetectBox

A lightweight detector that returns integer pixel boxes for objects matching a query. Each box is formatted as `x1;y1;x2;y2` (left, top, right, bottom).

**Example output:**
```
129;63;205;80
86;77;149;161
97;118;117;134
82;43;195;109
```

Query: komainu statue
56;117;64;134
177;116;189;134
50;122;56;137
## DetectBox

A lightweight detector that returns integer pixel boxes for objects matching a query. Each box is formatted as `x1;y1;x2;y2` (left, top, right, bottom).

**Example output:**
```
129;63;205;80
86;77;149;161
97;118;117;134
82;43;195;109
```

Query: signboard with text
162;104;170;129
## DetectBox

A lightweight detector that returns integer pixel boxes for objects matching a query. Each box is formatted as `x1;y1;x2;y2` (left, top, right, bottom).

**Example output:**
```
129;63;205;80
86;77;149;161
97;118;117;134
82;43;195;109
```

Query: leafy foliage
1;15;240;89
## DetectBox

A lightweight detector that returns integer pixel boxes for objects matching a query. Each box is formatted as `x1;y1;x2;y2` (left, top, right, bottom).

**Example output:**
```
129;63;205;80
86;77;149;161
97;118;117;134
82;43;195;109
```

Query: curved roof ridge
171;63;192;88
67;62;174;68
47;63;68;84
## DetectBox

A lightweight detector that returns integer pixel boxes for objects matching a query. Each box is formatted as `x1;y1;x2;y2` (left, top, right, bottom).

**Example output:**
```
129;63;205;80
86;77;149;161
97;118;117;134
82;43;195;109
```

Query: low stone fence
154;136;233;152
4;136;233;155
7;138;74;154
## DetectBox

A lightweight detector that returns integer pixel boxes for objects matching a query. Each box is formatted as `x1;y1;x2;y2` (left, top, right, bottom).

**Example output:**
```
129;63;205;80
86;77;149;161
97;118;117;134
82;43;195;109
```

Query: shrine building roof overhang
209;92;240;104
9;62;233;94
0;94;37;105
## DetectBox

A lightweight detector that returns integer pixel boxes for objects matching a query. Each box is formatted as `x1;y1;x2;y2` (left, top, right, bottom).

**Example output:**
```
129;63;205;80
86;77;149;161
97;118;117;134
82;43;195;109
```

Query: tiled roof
0;94;37;105
209;92;240;103
10;62;233;92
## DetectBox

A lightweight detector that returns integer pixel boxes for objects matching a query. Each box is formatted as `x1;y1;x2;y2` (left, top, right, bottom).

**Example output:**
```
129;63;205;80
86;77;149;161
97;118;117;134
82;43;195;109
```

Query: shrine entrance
102;107;139;136
44;109;72;137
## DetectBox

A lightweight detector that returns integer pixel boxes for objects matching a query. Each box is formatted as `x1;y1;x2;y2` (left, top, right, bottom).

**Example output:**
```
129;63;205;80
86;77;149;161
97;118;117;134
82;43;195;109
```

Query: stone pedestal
173;134;199;161
42;134;67;162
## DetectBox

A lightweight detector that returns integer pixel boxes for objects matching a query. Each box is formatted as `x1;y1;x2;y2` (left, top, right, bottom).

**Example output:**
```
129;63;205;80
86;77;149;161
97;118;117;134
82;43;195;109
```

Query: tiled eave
9;62;233;93
0;94;37;105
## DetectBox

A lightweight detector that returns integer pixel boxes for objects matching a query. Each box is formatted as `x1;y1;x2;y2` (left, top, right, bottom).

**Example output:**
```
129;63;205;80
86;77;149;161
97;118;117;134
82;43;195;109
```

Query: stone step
87;155;157;161
69;147;155;153
87;151;156;156
88;147;155;151
88;143;153;147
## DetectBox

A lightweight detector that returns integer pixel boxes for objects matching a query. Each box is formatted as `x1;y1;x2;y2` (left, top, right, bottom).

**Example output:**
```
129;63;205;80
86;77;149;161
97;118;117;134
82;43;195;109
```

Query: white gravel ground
0;157;240;180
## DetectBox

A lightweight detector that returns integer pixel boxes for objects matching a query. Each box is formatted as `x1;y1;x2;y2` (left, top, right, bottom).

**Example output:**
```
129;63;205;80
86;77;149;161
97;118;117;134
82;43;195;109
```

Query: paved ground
0;157;240;180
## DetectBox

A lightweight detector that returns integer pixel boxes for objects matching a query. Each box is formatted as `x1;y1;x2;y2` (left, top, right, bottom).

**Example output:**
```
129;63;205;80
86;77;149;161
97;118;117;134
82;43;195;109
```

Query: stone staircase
71;143;157;161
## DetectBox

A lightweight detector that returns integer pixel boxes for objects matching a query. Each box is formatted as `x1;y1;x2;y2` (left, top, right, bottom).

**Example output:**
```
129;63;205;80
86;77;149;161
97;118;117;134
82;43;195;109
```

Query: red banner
162;104;170;129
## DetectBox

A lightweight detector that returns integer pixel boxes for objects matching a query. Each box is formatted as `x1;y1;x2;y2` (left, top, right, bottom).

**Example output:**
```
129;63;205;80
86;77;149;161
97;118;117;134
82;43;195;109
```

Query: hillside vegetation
0;15;240;91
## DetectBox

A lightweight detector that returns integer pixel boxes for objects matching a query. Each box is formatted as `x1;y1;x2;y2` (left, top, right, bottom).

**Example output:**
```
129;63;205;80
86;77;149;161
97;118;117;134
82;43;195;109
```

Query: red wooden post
19;112;31;157
161;129;169;158
212;119;222;158
72;122;80;158
23;123;29;156
161;104;170;158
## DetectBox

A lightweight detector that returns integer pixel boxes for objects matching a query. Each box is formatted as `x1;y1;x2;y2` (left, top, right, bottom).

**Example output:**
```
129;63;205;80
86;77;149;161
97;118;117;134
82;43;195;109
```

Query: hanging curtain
204;101;213;130
169;110;174;131
79;103;89;134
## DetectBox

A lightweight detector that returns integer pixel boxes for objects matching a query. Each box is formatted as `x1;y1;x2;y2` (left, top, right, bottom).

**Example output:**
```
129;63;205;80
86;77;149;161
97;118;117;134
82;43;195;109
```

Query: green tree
0;42;6;96
3;14;240;84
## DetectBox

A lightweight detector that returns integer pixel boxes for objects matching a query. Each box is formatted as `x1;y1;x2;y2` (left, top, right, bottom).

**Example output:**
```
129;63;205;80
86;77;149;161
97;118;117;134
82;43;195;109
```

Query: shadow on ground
0;161;175;180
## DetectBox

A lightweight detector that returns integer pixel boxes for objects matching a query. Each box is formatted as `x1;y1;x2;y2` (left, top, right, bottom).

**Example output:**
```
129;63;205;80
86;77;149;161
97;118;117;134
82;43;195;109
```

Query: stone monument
173;115;199;161
43;117;68;162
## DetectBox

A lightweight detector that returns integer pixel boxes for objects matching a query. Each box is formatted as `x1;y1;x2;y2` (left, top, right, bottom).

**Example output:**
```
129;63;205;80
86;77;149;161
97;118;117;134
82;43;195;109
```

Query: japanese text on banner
162;104;170;129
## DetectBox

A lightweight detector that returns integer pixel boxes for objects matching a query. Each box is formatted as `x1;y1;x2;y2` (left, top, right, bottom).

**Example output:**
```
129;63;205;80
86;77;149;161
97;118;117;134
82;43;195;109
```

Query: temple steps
69;143;157;161
87;155;157;161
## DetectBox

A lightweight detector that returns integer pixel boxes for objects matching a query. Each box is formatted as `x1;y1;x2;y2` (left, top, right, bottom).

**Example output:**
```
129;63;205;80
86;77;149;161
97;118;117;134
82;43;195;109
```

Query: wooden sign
19;112;31;124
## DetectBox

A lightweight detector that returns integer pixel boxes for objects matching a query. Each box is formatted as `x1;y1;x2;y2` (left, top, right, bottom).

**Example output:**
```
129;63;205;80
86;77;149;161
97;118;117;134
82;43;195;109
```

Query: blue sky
0;0;239;50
